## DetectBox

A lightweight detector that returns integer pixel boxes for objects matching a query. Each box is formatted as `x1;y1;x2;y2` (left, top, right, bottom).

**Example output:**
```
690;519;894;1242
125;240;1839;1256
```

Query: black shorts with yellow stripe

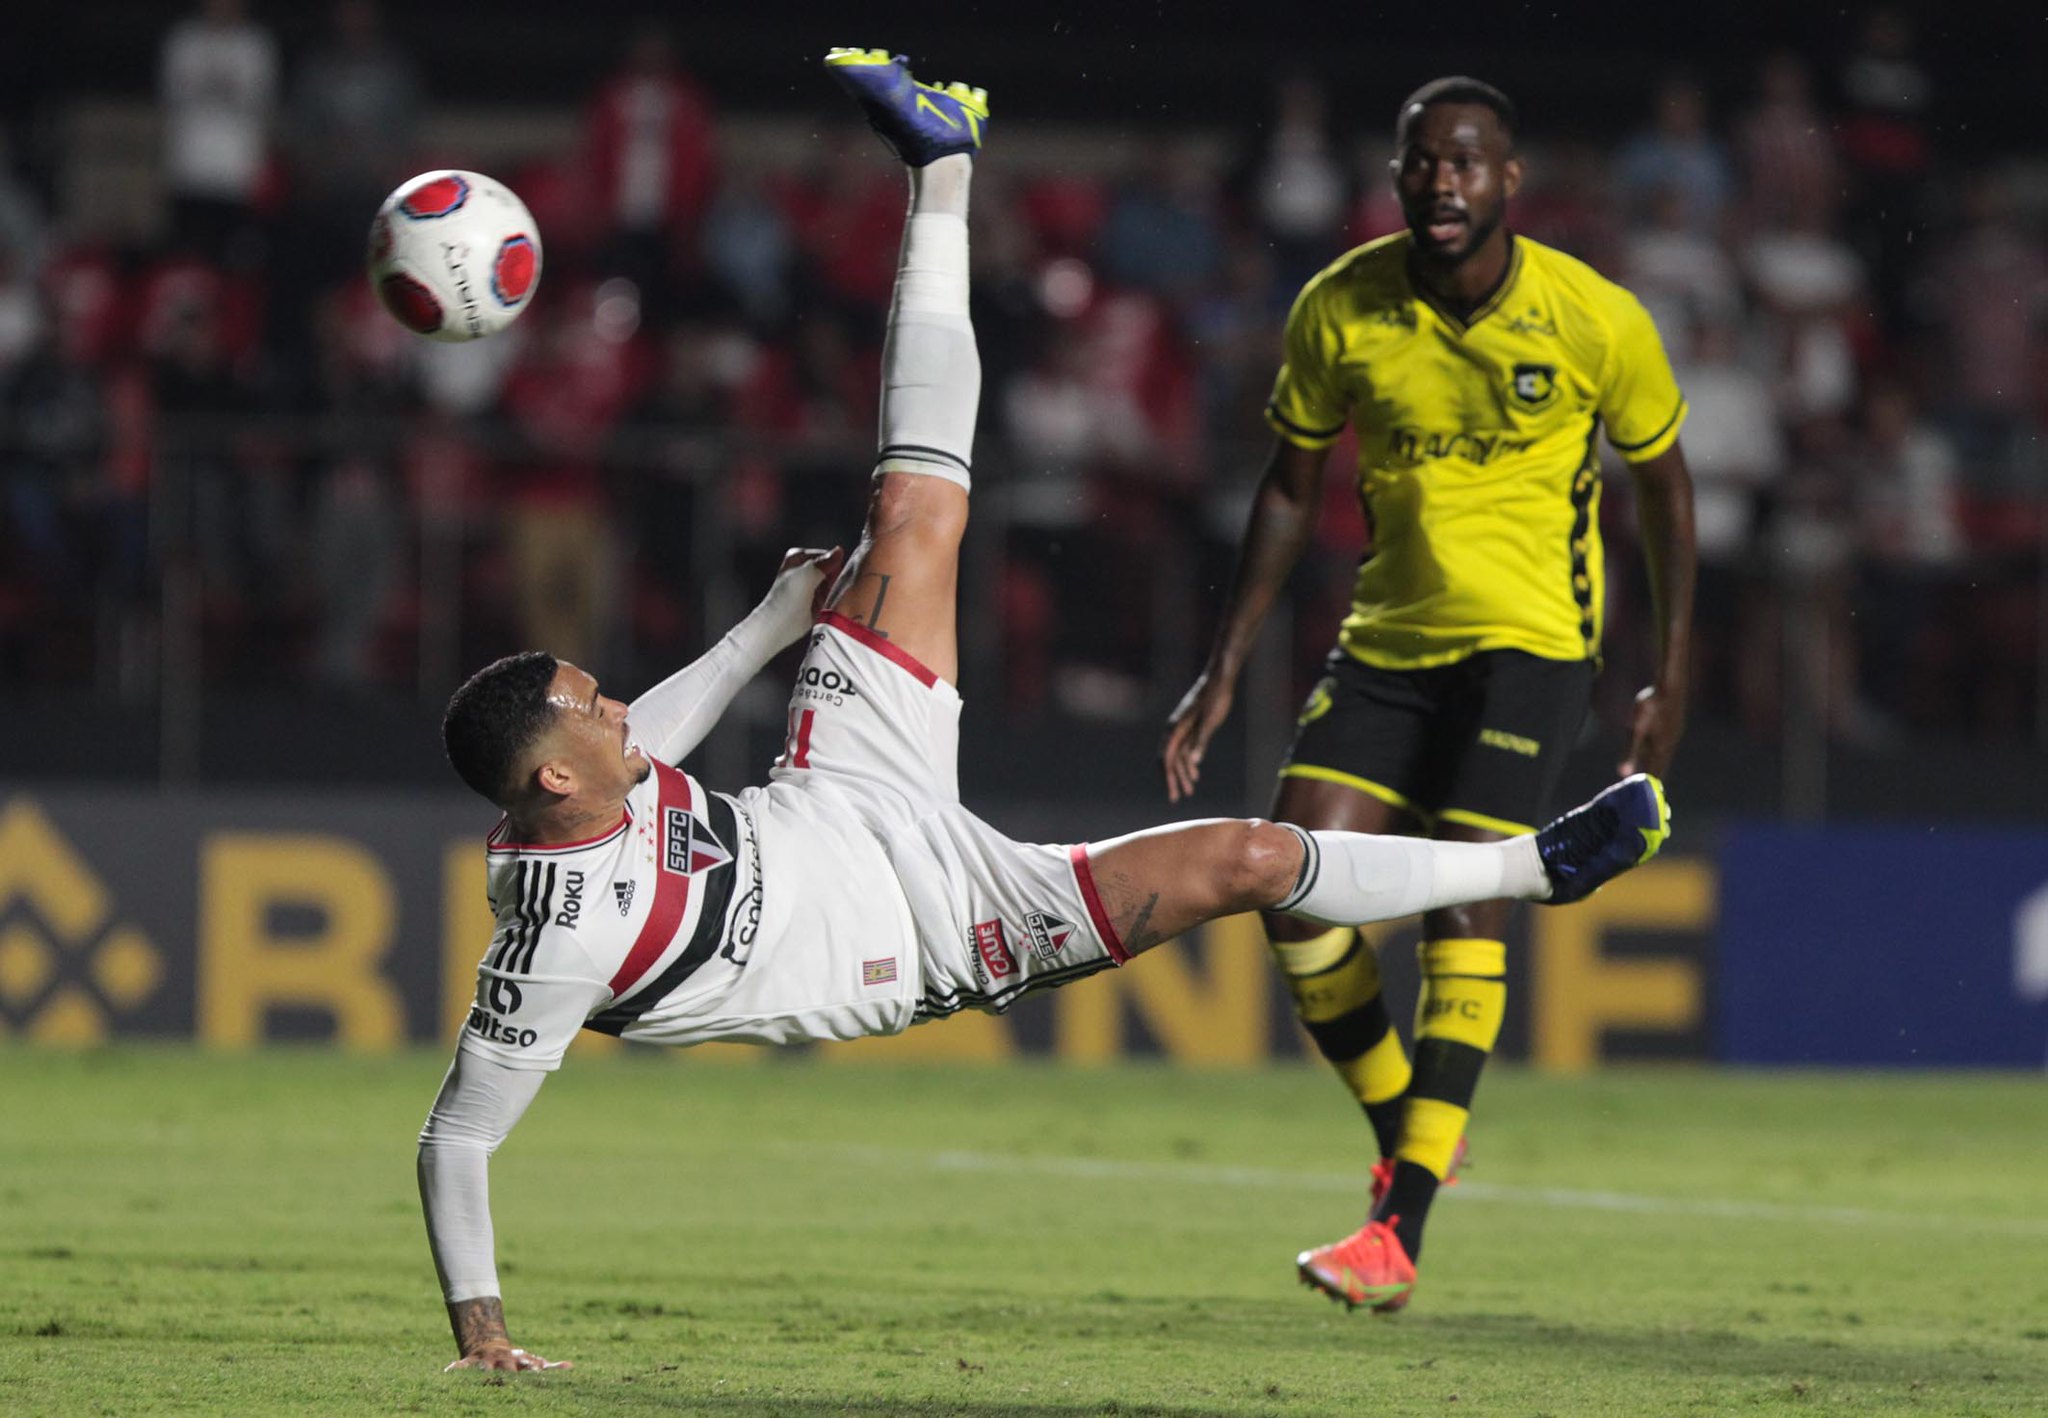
1281;648;1595;836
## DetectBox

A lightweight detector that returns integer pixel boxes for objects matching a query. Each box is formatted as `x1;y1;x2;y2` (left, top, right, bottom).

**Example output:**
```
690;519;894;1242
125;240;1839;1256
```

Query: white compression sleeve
416;1048;549;1304
625;560;822;763
623;634;751;767
1275;829;1551;926
876;156;978;490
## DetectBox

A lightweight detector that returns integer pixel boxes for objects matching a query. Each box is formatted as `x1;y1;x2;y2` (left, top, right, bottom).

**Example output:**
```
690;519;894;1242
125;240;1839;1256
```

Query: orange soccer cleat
1296;1219;1417;1313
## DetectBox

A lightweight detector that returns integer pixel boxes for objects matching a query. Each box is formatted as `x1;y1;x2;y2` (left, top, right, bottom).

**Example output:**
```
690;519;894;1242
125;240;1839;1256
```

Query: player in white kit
419;49;1675;1370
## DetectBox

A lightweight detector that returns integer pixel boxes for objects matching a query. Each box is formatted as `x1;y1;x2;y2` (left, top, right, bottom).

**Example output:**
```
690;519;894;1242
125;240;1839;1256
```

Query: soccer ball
367;170;542;342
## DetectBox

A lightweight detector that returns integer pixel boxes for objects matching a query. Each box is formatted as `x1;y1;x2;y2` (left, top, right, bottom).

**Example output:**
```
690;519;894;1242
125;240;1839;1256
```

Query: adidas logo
613;881;636;915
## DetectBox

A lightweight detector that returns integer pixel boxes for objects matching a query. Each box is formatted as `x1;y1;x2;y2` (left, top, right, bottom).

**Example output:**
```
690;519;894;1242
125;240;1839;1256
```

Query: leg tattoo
1096;864;1170;954
1122;892;1163;953
864;573;893;638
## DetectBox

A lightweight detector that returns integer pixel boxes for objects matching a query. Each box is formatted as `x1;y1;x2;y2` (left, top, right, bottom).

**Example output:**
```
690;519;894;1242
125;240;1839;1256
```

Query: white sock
911;153;972;218
876;157;977;491
1275;828;1550;925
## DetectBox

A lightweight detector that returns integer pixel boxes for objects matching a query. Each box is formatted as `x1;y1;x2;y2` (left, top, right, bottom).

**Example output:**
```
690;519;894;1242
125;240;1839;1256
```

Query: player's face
1392;103;1521;265
540;663;649;799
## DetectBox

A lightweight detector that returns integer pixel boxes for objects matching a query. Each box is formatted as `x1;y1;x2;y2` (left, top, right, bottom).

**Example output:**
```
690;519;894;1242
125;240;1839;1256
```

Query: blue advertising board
1716;825;2048;1066
14;780;2046;1069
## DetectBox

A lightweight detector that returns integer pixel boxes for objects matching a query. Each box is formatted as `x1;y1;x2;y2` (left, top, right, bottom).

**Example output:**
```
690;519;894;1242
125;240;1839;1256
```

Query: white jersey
457;615;1136;1074
463;756;923;1069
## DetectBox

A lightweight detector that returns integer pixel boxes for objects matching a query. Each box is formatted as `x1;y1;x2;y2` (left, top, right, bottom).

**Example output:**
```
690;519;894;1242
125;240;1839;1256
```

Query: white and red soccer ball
367;170;542;342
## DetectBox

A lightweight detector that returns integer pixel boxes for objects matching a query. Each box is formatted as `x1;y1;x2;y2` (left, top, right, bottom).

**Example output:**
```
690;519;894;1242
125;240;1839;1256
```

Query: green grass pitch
4;1047;2046;1416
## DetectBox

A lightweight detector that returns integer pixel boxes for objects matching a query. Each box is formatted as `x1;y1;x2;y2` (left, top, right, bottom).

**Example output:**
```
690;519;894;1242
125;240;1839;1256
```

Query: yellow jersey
1266;231;1686;670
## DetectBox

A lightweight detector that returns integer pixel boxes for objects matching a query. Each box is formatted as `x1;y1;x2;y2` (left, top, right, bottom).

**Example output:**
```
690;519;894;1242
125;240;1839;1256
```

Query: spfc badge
663;806;731;877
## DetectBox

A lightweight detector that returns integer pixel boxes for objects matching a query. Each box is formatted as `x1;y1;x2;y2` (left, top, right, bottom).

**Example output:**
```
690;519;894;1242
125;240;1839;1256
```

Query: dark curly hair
1395;76;1518;148
442;651;560;803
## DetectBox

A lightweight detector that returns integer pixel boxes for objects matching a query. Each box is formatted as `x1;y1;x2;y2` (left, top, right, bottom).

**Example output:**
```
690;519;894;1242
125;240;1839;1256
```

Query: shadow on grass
1400;1310;2039;1389
566;1323;2042;1416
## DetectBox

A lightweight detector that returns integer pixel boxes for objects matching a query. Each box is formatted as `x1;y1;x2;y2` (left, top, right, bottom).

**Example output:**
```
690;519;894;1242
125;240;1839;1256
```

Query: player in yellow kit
1162;77;1697;1311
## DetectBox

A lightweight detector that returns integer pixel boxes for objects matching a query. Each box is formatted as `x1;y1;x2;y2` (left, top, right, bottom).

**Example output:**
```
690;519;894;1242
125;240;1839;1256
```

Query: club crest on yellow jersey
1510;362;1559;411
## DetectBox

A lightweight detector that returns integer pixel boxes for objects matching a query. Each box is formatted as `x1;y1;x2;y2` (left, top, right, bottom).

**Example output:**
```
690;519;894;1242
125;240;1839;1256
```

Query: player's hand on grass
445;1341;573;1373
1619;681;1686;779
1161;670;1236;803
442;1297;570;1375
759;545;848;643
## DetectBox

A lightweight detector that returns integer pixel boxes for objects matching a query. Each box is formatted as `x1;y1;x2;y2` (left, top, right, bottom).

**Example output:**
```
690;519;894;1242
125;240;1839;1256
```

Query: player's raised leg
819;50;990;686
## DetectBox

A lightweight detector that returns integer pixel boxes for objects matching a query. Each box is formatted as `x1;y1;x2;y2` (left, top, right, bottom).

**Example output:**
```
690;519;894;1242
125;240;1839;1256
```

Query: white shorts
764;612;1129;1023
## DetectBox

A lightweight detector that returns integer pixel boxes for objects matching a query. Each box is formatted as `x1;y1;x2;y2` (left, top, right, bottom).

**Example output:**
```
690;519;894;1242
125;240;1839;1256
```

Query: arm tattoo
448;1296;508;1354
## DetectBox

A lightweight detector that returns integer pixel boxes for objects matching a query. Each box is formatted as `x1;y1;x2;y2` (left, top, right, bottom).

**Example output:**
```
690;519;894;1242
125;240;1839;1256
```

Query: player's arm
1619;440;1696;779
1162;436;1328;801
1598;289;1698;781
417;1047;568;1370
627;546;846;764
420;952;607;1371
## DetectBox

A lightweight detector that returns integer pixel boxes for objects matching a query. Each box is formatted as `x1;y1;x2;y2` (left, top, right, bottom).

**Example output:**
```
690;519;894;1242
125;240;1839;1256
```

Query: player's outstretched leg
818;51;992;686
1075;775;1670;960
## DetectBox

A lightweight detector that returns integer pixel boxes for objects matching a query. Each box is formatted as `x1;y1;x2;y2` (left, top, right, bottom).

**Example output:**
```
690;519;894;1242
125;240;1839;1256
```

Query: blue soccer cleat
1535;773;1671;904
824;48;990;165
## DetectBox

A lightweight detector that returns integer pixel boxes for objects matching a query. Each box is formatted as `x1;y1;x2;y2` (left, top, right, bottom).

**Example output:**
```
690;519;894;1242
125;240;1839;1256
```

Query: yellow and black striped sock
1382;937;1506;1261
1271;926;1411;1157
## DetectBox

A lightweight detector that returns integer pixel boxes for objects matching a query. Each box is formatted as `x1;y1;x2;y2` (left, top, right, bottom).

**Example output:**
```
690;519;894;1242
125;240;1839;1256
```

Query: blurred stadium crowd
2;0;2044;751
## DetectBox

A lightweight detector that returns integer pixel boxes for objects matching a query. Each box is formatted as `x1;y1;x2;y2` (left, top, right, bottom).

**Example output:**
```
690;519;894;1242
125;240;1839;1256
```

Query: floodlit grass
4;1046;2046;1415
